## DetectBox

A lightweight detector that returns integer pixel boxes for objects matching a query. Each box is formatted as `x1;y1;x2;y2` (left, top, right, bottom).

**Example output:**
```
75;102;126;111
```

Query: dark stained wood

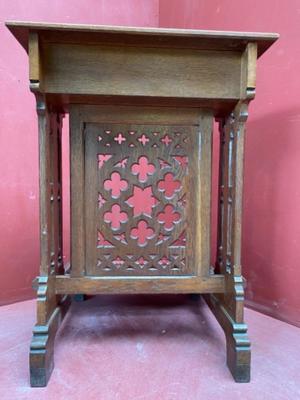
198;113;213;276
30;292;70;387
70;106;213;278
240;43;257;97
43;94;240;116
69;107;85;277
70;104;210;125
6;20;278;56
29;95;70;387
55;275;225;295
43;43;241;99
6;21;278;114
6;22;278;386
204;293;251;382
28;32;40;82
204;96;252;382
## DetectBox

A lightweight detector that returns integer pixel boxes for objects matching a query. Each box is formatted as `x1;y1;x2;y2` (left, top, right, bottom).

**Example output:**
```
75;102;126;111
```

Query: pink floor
0;295;299;400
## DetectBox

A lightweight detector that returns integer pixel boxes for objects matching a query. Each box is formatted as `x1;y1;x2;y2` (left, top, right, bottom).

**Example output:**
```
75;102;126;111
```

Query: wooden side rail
54;275;225;295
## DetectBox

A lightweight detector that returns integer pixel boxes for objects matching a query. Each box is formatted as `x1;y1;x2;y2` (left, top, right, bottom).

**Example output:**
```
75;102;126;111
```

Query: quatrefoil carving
157;204;181;230
158;173;181;199
104;172;128;198
131;156;155;183
130;220;155;246
104;204;128;230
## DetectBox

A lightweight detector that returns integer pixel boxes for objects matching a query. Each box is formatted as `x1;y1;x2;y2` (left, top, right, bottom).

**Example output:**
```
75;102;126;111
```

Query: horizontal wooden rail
55;274;225;295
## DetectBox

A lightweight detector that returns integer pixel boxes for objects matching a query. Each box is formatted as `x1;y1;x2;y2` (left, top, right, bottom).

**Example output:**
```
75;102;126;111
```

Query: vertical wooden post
69;107;86;277
29;95;70;387
204;43;257;383
199;111;213;277
205;100;251;382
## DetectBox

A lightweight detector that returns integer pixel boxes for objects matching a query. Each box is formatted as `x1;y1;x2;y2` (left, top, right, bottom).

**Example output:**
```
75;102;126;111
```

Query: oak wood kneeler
6;21;278;386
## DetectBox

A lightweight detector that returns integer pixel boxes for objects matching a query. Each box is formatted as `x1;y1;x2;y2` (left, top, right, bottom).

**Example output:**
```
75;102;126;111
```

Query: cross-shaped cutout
138;134;150;146
161;134;172;146
114;133;126;144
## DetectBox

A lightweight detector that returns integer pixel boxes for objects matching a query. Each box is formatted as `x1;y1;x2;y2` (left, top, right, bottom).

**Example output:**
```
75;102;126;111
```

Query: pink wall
2;0;300;328
159;0;300;327
0;0;159;305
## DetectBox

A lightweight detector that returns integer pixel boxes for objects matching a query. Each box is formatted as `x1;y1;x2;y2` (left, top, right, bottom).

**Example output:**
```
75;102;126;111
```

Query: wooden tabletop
6;20;279;56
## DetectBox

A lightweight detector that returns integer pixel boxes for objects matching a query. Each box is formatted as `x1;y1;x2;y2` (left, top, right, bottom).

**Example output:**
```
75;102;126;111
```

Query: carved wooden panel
84;123;202;276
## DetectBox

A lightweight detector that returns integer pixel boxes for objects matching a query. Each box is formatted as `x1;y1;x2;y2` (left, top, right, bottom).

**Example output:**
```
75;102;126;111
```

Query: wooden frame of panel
70;105;214;280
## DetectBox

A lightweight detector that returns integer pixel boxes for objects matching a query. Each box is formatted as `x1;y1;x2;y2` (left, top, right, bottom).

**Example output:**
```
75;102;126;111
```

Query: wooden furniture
6;21;278;387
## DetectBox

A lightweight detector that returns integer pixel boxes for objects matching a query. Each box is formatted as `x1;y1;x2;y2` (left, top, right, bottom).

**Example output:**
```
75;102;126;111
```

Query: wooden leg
30;278;71;387
206;98;253;382
30;297;71;386
204;293;250;382
30;98;70;386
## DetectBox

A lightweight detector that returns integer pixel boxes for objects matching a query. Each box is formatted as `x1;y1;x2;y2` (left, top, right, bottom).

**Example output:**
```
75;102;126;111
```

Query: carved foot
226;327;251;382
30;327;54;387
203;293;251;383
30;295;71;387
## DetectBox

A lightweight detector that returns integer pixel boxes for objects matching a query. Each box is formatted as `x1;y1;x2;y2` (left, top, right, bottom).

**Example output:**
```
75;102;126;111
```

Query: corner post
204;43;257;382
28;32;70;387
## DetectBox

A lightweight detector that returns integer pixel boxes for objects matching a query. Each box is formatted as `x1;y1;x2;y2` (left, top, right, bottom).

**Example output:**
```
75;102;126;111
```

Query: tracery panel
84;123;203;276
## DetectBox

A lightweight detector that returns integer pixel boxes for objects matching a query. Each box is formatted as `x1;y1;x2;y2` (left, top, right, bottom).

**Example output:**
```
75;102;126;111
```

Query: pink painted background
1;0;300;327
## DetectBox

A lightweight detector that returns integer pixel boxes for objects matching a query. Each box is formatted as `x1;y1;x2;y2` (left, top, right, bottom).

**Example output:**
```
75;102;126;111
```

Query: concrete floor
0;295;299;400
